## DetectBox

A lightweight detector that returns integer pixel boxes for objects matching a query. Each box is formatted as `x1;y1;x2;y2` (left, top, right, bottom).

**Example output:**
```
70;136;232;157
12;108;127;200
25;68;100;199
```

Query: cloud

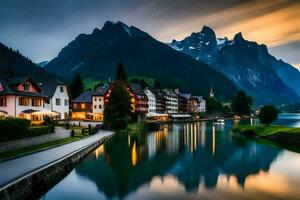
0;0;299;65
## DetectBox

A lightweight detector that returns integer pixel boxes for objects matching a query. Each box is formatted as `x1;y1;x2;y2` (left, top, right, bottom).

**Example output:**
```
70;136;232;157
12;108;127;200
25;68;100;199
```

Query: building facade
144;88;156;113
42;79;69;120
71;91;93;120
194;96;206;113
163;89;178;113
152;89;166;113
0;77;51;124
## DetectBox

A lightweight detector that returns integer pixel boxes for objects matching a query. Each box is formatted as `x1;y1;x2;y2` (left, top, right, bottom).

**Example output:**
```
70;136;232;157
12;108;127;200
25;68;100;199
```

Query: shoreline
232;125;300;150
0;132;113;200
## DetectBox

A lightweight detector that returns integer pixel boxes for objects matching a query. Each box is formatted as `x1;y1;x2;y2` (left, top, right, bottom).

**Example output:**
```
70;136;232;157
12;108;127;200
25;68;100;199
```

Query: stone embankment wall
0;135;112;200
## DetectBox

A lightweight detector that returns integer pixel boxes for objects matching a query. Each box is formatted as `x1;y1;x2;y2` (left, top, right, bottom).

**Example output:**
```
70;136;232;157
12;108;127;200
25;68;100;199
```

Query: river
41;114;300;200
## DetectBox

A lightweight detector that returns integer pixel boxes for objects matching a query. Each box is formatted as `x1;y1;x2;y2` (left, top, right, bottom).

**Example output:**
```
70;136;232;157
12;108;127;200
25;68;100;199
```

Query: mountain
169;27;300;104
0;42;53;81
44;21;237;99
38;61;49;67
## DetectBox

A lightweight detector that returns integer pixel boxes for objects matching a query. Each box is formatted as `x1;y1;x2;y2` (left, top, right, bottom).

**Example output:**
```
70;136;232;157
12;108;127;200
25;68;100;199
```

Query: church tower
209;82;214;98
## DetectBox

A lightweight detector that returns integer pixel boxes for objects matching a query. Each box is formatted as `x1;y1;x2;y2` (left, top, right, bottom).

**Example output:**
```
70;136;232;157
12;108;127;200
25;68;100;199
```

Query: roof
129;83;146;96
41;78;67;98
163;89;178;97
150;89;166;99
0;78;47;98
72;91;93;103
94;85;109;96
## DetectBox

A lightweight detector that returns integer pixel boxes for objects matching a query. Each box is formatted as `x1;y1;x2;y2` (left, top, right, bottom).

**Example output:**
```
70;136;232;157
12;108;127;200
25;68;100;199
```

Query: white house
0;77;56;124
194;96;206;113
92;93;104;121
144;88;156;113
42;79;69;119
163;89;178;113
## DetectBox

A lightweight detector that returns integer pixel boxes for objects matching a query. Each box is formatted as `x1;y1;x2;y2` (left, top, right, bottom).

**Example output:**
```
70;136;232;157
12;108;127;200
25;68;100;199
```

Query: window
0;97;6;107
81;103;86;109
56;98;61;106
99;105;102;109
64;99;68;106
23;83;30;91
32;98;42;107
73;103;77;109
19;97;30;106
60;86;64;93
94;105;97;109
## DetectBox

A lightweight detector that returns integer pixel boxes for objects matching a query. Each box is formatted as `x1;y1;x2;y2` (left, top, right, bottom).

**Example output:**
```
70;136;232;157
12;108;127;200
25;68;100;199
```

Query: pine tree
231;90;252;116
104;63;132;130
103;80;132;130
116;62;127;82
70;74;84;99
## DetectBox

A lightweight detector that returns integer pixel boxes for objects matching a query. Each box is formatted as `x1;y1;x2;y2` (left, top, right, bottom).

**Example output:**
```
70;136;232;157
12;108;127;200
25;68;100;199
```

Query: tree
103;80;132;130
231;90;252;116
259;105;278;125
206;97;223;114
116;62;127;82
70;74;84;99
153;79;161;89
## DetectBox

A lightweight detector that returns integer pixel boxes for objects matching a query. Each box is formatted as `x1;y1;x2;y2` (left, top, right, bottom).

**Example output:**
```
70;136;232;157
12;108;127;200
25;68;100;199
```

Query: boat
213;119;225;125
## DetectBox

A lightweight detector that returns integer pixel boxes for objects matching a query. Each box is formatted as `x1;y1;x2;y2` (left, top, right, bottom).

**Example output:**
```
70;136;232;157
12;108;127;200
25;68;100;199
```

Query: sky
0;0;299;69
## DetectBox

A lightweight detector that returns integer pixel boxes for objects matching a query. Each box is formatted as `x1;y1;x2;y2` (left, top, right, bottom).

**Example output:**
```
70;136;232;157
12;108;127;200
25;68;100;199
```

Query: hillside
170;27;300;104
0;42;53;81
44;21;237;99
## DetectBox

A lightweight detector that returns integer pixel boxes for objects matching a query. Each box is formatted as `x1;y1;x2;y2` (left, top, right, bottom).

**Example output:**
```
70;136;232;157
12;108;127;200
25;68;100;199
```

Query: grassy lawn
0;127;89;162
83;77;105;90
233;125;300;137
128;76;155;87
233;125;300;152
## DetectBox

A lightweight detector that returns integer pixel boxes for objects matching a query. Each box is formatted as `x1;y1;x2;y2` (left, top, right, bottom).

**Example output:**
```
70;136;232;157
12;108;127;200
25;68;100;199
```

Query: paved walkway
0;130;114;189
0;127;70;153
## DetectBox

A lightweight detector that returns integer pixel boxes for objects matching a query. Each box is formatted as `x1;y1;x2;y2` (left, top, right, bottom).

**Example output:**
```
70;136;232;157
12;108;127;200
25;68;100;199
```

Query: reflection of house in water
74;122;281;199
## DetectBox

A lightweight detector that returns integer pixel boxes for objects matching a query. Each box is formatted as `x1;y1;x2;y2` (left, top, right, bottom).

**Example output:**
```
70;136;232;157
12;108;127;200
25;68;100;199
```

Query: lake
41;114;300;200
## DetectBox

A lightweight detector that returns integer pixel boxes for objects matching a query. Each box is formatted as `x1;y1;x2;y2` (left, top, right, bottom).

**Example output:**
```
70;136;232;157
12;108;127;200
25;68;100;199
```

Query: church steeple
209;82;214;98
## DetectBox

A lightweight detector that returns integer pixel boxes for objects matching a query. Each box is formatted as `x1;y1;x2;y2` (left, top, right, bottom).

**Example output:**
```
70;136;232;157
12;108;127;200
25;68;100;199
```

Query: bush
0;118;55;142
0;118;31;142
259;105;278;125
28;125;55;136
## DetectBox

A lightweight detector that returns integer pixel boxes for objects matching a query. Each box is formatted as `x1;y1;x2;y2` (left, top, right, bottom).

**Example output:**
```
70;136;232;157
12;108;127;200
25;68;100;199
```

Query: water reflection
75;121;280;198
42;117;300;200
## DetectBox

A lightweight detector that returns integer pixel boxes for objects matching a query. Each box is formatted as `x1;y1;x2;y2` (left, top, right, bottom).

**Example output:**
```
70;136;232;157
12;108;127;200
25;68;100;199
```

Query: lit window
81;103;86;109
19;97;30;106
32;98;42;107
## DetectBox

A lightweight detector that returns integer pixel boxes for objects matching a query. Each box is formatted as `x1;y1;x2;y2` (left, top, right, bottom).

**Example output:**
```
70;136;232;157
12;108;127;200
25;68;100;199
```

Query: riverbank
0;125;88;161
233;125;300;149
0;131;114;200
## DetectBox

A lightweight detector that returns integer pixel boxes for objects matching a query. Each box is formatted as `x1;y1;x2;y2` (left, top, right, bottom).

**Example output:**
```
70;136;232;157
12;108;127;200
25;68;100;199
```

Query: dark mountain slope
45;21;237;99
0;42;53;81
170;27;300;104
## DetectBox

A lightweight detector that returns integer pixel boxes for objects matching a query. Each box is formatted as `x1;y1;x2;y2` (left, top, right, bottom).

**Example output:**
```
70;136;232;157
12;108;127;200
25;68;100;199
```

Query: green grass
83;78;105;90
128;76;155;87
233;125;300;137
0;129;89;162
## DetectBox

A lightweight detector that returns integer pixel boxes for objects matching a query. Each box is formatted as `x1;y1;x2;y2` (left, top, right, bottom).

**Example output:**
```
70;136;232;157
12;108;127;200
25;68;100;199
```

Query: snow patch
189;46;195;50
217;38;226;45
